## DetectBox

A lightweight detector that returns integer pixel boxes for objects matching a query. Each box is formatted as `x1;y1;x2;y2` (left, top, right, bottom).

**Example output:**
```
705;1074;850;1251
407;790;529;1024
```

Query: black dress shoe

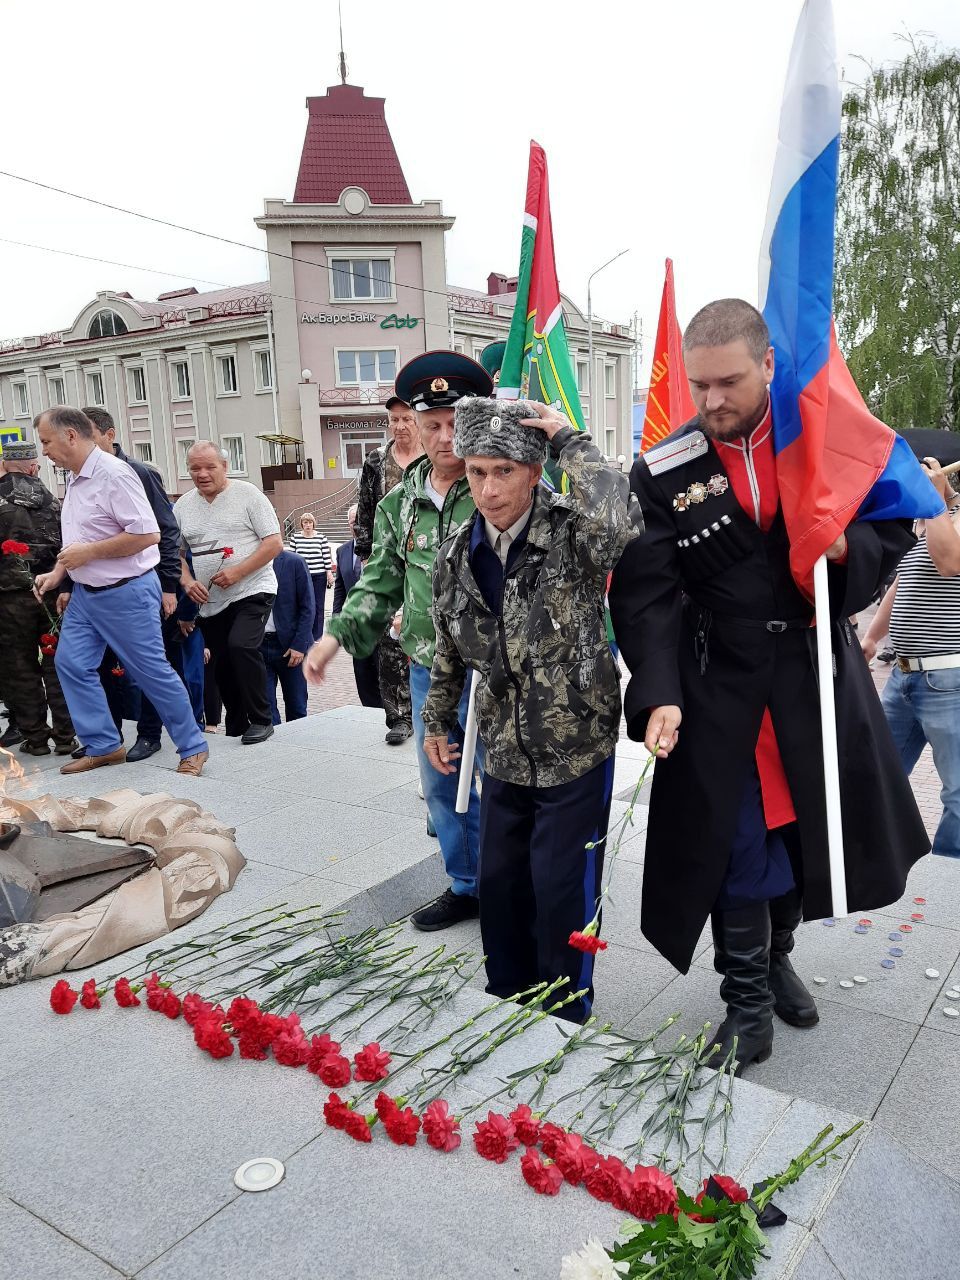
71;744;87;760
0;724;24;748
126;737;161;763
19;740;51;756
54;738;80;756
241;723;275;745
411;888;479;931
385;724;413;746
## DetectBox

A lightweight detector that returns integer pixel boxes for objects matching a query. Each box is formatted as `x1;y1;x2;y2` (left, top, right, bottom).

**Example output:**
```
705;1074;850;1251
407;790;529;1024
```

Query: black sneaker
126;737;161;763
411;888;479;931
385;724;413;746
54;738;80;756
0;723;24;748
877;647;896;664
19;740;51;756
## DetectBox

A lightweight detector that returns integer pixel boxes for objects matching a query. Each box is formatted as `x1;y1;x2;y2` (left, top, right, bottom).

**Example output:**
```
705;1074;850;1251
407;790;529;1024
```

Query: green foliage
836;35;960;432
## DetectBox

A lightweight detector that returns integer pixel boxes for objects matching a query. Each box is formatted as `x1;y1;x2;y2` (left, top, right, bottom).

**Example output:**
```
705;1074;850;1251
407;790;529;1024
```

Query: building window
268;439;284;465
454;343;464;354
222;434;246;474
176;438;195;477
253;348;273;391
330;256;393;301
134;441;154;464
217;354;239;395
12;381;29;416
48;376;65;405
604;363;616;397
336;349;397;386
86;371;105;406
88;310;128;339
170;361;191;400
576;360;588;395
127;366;147;404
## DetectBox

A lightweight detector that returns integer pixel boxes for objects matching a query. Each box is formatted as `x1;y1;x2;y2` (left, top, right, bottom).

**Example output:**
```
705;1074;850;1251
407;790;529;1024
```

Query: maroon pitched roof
293;83;412;205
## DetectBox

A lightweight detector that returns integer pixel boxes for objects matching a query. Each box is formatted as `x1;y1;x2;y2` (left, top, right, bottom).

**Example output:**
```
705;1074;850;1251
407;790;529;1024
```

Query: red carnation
80;979;101;1010
194;1012;234;1059
383;1106;421;1147
323;1092;350;1131
111;665;126;678
538;1122;567;1159
374;1091;401;1122
258;1012;287;1046
239;1027;269;1060
1;539;30;556
222;547;234;557
182;993;213;1026
625;1165;678;1220
273;1028;310;1067
552;1132;599;1187
307;1033;341;1075
473;1112;520;1164
568;930;607;954
584;1154;629;1206
343;1111;373;1143
521;1148;564;1196
225;996;261;1034
114;977;141;1008
40;633;57;645
317;1054;352;1087
691;1174;750;1221
146;982;167;1012
159;989;181;1020
422;1100;461;1153
353;1041;391;1082
508;1104;542;1147
50;979;78;1014
40;645;56;656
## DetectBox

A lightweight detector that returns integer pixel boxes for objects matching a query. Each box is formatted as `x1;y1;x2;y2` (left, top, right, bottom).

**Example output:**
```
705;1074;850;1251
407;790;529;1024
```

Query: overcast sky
1;0;957;375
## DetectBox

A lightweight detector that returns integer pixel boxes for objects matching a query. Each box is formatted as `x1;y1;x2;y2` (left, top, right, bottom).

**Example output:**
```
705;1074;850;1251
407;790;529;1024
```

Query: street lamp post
587;249;629;447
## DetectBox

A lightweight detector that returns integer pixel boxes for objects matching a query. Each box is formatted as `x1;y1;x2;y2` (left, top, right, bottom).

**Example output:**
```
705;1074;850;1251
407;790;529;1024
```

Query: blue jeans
882;664;960;857
409;661;481;897
55;575;208;761
261;633;309;724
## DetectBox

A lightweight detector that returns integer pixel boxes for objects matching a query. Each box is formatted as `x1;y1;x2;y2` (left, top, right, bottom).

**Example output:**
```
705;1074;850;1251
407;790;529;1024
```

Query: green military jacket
326;454;476;667
423;427;643;787
0;472;62;591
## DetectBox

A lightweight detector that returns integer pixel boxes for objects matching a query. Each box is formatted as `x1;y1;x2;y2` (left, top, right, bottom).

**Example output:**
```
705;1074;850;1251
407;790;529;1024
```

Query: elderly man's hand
303;634;340;684
518;401;570;441
424;734;461;776
56;543;93;572
161;592;177;618
184;577;209;605
922;456;951;500
644;705;682;759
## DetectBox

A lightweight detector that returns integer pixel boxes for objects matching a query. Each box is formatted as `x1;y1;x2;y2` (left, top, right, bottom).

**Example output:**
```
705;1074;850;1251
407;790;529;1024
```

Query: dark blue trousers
715;765;796;910
479;755;615;1023
261;633;308;724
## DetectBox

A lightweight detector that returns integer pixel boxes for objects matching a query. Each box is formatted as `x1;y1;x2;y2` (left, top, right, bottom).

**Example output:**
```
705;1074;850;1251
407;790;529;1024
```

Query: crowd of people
1;298;954;1073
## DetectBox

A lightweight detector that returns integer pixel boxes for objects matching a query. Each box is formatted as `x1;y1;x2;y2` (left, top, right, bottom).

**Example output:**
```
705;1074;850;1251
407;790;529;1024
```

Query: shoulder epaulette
643;430;708;476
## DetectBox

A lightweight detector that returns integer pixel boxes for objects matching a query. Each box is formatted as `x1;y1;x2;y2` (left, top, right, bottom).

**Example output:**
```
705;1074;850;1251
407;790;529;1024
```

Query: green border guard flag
497;141;585;489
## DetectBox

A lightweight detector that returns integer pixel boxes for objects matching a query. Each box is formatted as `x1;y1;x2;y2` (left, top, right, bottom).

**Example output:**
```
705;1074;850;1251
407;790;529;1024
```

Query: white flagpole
455;670;479;814
813;552;848;917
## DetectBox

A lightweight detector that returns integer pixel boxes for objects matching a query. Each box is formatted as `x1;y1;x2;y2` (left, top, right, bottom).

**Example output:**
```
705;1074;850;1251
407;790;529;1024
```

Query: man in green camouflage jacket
304;351;493;931
422;397;642;1021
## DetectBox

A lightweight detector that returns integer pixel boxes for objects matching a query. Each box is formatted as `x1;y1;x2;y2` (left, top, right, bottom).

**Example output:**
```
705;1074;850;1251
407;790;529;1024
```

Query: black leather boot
710;903;775;1075
769;888;819;1027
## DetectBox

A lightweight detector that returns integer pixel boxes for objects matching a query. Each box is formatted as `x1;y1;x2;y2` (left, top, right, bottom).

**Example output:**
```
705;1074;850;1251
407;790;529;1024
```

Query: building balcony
315;385;392;407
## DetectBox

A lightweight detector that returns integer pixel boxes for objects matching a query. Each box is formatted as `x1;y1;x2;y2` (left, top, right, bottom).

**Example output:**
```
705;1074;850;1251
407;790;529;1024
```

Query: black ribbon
704;1176;787;1230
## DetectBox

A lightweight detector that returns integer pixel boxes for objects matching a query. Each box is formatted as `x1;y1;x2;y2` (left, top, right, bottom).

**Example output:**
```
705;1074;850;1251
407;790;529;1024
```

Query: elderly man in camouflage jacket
304;351;493;931
422;398;642;1021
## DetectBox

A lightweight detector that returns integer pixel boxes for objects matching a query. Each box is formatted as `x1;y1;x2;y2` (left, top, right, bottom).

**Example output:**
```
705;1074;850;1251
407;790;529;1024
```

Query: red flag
640;259;696;452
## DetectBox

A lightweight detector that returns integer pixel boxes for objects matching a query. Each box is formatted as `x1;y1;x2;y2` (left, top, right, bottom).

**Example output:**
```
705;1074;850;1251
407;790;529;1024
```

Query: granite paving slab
0;1195;124;1280
276;754;419;803
922;952;960;1036
231;799;427;876
873;1027;960;1184
814;1128;960;1280
866;852;960;934
788;1238;845;1280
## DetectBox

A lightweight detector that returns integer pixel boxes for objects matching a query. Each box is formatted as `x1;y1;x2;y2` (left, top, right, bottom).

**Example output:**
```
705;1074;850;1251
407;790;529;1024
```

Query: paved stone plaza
1;701;958;1280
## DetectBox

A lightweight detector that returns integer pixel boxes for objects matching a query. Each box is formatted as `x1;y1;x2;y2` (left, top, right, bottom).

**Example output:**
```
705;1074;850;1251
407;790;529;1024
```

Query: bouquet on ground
561;1122;862;1280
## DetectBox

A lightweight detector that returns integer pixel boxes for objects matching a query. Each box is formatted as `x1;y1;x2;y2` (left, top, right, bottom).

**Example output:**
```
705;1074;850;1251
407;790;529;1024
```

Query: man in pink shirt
32;407;209;776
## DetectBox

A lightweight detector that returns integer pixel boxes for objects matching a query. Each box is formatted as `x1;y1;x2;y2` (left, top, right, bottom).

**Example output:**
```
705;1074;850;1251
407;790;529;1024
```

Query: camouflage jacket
0;473;62;592
423;427;643;787
354;439;425;560
326;454;476;667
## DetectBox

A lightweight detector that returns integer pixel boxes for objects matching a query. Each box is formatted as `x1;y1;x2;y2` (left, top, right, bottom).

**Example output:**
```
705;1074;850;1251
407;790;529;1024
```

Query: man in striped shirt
862;457;960;858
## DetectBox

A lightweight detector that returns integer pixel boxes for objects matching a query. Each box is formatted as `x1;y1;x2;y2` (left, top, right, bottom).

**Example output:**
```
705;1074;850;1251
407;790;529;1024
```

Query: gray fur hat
453;397;547;464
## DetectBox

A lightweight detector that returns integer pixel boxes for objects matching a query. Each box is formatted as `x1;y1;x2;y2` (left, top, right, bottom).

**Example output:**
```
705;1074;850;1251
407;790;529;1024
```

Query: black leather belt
81;570;152;594
712;614;812;633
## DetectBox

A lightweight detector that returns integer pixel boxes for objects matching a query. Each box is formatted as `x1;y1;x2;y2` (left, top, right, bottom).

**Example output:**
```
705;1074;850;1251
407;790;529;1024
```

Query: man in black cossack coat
610;298;929;1073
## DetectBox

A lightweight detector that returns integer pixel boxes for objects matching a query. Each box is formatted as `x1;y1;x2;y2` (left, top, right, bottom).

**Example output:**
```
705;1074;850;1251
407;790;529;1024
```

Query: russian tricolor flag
760;0;943;595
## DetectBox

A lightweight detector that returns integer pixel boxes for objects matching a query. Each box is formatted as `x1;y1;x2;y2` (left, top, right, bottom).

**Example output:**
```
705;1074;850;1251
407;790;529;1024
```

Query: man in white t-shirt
175;441;282;743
